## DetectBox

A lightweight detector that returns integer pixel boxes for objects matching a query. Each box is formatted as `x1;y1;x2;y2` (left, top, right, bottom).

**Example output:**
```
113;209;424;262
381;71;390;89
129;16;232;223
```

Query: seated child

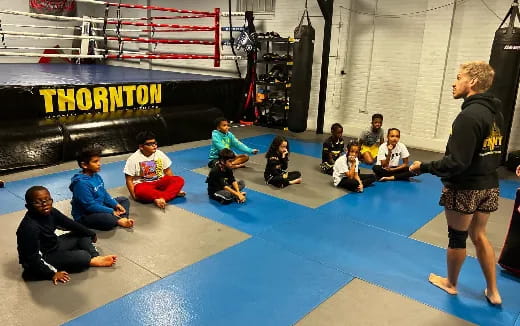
373;128;415;181
264;136;302;188
124;131;185;209
320;123;345;175
16;186;117;284
359;113;384;165
208;117;258;168
206;148;247;204
70;148;134;231
333;142;376;192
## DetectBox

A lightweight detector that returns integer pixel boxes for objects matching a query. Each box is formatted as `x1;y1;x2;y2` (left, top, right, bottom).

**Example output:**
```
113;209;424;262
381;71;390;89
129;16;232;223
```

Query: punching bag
288;7;315;133
488;0;520;163
498;189;520;277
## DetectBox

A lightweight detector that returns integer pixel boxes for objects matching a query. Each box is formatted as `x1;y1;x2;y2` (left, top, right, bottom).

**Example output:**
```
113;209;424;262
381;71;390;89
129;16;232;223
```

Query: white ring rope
0;46;79;51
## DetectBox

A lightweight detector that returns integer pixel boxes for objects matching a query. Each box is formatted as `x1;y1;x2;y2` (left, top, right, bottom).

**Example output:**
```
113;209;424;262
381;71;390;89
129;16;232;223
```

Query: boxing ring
0;1;256;173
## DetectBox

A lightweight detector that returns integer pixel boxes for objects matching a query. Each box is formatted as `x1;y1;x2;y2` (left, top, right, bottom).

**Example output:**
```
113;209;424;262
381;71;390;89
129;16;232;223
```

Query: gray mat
194;153;350;208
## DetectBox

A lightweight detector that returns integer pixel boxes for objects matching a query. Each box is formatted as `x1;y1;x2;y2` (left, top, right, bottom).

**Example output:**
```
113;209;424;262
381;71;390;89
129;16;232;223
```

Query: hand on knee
448;226;468;249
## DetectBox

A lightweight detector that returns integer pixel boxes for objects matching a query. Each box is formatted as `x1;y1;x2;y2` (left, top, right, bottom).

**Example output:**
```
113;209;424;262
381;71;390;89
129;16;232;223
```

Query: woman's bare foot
379;176;395;182
428;273;457;295
290;178;302;185
485;289;502;305
117;218;134;228
154;198;166;209
90;255;117;267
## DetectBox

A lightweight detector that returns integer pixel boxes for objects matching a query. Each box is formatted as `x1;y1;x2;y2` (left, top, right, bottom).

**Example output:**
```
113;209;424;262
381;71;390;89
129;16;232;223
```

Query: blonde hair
459;61;495;93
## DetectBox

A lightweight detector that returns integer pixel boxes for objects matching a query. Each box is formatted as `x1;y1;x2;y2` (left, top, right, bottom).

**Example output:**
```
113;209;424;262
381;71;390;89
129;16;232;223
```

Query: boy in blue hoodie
208;117;259;168
70;148;134;231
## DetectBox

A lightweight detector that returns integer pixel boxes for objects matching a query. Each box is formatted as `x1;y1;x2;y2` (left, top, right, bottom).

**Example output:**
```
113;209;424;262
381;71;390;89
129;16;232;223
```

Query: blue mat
258;214;520;326
500;180;520;200
317;173;444;236
0;189;26;214
64;237;353;326
175;170;314;236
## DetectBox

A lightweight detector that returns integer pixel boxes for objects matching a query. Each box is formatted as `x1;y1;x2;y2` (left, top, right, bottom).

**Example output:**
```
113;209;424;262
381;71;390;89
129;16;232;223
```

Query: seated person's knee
448;226;468;249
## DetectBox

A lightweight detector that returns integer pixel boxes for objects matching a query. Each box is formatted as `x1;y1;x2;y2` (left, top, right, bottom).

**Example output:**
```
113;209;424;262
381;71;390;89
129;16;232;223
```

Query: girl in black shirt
264;136;302;188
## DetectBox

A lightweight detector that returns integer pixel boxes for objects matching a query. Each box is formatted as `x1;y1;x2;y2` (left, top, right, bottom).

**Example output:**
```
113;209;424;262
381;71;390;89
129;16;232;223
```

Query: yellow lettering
93;87;109;112
150;83;161;104
57;89;75;112
136;85;149;105
123;85;136;106
76;88;92;111
108;86;124;112
39;89;56;113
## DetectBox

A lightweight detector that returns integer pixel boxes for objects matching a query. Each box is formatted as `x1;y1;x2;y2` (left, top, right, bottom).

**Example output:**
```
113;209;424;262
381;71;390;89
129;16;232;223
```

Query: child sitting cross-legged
333;141;376;192
206;148;247;204
70;147;134;230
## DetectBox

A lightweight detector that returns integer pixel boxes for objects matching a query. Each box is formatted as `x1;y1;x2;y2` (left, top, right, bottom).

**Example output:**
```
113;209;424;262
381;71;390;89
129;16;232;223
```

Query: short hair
331;123;343;132
460;61;495;93
76;147;102;168
218;148;236;161
25;186;48;203
136;131;156;145
372;113;383;121
387;128;400;136
347;140;360;152
214;117;228;128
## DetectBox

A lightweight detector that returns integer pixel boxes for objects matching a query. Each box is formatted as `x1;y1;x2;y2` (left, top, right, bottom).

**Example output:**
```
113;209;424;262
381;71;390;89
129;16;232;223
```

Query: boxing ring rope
0;3;251;67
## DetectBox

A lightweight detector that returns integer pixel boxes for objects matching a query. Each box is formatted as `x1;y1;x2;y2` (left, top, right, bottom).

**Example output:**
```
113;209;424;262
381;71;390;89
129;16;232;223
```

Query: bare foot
379;176;395;182
485;289;502;305
90;255;117;267
117;218;134;228
233;163;246;169
154;198;166;209
428;273;457;295
290;178;302;185
176;191;186;198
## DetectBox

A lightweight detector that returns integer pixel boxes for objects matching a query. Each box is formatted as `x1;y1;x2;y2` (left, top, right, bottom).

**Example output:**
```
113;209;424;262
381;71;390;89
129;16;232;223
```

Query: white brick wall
0;0;518;154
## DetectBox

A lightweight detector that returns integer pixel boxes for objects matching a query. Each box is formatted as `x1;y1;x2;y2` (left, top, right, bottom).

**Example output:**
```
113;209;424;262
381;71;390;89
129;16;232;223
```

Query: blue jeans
79;196;130;231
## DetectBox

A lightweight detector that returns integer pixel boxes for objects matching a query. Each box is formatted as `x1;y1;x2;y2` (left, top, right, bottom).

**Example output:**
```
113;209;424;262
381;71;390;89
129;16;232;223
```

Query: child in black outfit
264;136;302;188
16;186;117;284
206;149;247;204
320;123;345;175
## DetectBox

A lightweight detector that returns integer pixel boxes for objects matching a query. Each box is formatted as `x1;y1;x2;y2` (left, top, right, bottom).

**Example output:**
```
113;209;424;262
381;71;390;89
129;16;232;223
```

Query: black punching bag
289;8;315;132
488;0;520;162
498;189;520;277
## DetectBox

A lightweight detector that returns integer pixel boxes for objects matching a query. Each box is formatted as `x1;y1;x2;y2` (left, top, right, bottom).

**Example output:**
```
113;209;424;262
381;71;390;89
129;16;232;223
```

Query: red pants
134;176;185;203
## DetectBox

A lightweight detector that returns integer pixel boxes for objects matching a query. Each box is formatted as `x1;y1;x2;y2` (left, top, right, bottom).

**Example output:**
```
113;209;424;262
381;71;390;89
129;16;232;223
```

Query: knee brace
448;226;468;249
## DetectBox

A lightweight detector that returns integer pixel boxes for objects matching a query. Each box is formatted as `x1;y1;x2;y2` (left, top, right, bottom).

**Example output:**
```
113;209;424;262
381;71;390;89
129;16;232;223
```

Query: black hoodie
420;93;504;190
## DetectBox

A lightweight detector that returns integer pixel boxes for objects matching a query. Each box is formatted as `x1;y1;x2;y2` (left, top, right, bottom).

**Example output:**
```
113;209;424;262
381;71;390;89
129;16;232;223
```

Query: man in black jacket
17;186;118;284
410;61;503;305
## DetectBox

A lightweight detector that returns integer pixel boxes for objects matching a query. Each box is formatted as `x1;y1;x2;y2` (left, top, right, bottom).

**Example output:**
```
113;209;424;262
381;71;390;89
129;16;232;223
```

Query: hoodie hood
69;172;91;191
462;92;501;114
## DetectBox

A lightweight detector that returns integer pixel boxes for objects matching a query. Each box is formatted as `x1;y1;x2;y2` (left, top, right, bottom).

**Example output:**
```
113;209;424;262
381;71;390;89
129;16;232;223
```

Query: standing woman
410;61;504;305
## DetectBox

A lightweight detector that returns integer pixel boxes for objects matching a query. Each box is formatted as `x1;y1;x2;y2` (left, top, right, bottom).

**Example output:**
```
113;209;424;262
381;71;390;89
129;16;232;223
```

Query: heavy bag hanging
288;4;315;133
498;189;520;277
488;0;520;162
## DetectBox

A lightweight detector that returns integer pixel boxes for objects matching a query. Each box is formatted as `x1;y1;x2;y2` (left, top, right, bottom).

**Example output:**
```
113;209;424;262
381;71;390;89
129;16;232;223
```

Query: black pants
44;233;99;273
79;196;130;231
266;171;301;188
373;165;414;180
210;180;246;204
337;174;376;191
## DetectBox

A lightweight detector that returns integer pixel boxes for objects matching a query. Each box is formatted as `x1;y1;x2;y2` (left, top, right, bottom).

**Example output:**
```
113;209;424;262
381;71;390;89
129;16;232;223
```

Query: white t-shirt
332;155;359;186
123;149;172;184
375;142;409;167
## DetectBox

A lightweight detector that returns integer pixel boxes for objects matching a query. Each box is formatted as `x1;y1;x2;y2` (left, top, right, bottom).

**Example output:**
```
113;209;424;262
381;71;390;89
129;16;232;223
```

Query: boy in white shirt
124;131;185;209
373;128;415;181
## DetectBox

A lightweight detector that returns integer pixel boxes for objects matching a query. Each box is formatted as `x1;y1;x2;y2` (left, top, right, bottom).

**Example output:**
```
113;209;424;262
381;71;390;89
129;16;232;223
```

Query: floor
1;125;519;326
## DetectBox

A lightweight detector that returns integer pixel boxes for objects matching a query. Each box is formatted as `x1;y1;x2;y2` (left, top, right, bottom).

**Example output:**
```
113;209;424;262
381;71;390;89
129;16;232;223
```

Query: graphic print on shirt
139;158;164;181
480;121;503;156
